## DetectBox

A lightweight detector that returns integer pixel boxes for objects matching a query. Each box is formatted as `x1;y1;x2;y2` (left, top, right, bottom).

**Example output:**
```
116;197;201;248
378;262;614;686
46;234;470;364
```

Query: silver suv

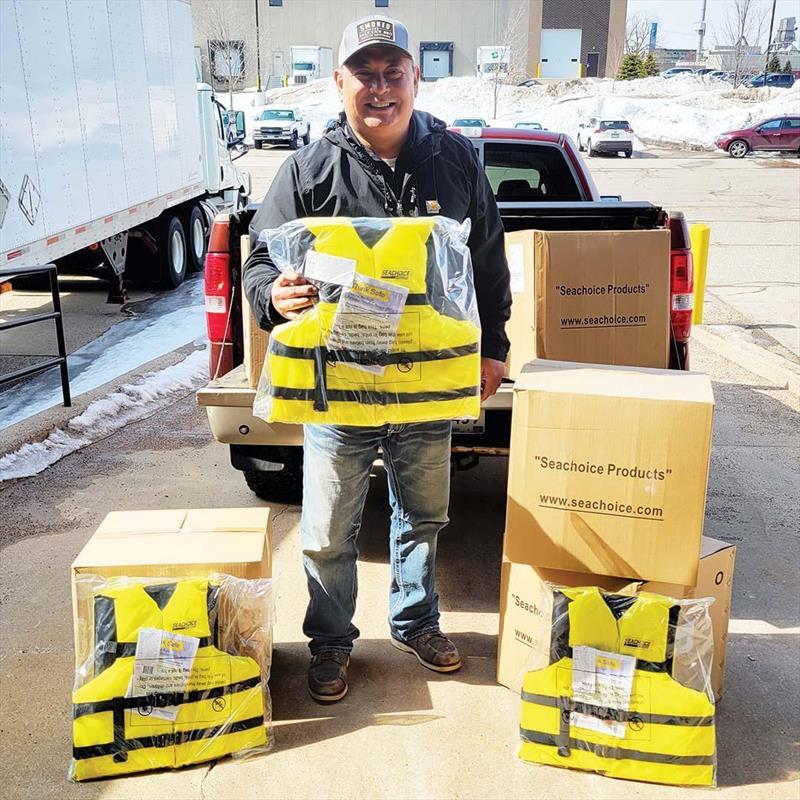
252;108;310;150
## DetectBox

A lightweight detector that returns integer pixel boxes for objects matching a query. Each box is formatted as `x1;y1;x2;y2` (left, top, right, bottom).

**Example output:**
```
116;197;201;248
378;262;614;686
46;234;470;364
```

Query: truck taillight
204;216;234;377
668;212;694;344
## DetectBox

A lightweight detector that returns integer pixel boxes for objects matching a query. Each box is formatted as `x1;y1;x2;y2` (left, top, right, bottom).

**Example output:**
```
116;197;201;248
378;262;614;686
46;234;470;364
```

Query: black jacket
243;110;511;362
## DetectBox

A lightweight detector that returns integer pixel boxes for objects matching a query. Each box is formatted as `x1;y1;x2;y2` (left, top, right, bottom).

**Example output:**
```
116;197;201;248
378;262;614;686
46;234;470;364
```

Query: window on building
375;0;389;7
269;0;283;6
208;40;245;83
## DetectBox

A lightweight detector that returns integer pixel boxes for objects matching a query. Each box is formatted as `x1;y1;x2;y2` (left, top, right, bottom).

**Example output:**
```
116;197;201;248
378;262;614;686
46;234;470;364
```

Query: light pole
762;0;777;85
696;0;708;63
254;0;262;93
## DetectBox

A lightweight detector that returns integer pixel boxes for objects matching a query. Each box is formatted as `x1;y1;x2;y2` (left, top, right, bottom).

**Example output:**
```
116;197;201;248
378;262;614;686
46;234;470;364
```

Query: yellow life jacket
519;587;716;787
71;579;267;781
264;217;481;426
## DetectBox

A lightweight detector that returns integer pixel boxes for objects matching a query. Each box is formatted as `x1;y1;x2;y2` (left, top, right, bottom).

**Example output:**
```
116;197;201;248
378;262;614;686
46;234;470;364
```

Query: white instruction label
571;645;635;739
304;250;357;287
507;243;526;294
127;628;199;721
327;273;409;375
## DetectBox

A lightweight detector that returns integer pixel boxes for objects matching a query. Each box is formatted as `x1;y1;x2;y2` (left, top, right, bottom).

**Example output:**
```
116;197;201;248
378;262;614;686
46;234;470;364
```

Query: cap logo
356;19;395;44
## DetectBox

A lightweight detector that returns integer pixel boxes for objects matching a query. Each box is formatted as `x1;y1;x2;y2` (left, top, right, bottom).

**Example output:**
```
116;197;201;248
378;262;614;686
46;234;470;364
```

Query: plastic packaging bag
253;215;482;426
69;573;274;781
518;585;717;787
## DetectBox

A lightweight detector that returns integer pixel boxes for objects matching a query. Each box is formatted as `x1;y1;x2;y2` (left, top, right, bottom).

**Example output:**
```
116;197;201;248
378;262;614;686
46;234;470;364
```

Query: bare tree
195;0;253;109
625;12;653;57
718;0;769;86
487;2;528;119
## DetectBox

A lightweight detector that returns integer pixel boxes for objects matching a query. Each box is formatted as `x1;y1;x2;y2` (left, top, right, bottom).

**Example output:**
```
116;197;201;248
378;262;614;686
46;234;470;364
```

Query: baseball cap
338;15;413;66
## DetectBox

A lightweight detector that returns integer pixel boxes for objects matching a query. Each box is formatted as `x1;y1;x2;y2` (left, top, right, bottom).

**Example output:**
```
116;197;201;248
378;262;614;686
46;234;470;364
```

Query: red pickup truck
197;129;694;498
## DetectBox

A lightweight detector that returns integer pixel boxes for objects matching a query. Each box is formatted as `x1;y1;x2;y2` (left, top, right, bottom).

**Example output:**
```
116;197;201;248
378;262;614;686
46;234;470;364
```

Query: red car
716;116;800;158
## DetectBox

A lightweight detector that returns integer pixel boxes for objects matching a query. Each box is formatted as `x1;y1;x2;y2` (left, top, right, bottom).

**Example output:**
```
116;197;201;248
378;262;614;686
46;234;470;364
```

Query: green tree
766;53;781;73
617;53;645;80
784;59;794;74
643;52;659;77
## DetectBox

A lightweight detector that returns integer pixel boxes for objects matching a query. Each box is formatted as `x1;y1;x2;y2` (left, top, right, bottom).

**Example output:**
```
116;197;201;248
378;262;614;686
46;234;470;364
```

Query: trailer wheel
186;205;208;273
158;215;187;288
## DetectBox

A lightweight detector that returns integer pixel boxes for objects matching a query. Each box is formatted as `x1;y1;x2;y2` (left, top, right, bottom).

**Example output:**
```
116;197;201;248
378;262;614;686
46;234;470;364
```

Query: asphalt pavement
0;146;798;799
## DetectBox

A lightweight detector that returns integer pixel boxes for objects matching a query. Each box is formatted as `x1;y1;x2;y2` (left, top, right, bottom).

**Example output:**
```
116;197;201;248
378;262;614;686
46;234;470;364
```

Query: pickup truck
197;128;694;499
251;108;310;150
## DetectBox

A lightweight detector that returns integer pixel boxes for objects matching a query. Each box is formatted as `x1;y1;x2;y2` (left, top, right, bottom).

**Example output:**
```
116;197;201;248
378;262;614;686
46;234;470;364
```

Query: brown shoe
391;631;462;673
308;651;350;702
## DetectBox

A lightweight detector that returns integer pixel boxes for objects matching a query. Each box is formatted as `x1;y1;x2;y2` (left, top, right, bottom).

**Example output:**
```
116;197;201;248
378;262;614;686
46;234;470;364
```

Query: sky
627;0;800;50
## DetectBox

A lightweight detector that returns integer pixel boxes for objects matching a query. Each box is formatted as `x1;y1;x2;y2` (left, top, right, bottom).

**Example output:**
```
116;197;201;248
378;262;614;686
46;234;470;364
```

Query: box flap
182;508;270;533
94;509;188;537
515;359;714;404
73;531;266;569
700;535;735;558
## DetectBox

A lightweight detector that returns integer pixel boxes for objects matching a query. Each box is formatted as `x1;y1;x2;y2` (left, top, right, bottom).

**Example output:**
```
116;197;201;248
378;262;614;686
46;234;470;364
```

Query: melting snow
0;348;208;481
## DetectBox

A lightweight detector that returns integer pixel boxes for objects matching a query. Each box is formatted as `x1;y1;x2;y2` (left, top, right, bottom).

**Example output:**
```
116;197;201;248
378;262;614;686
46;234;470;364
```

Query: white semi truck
476;46;511;79
290;46;334;85
0;0;251;291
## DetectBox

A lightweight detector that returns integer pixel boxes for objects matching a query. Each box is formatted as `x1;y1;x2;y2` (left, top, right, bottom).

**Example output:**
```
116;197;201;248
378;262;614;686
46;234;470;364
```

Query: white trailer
0;0;251;291
291;46;334;85
476;46;511;79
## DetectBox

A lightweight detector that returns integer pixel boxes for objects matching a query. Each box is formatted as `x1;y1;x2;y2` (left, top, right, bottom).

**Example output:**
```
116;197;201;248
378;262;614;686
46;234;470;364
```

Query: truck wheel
253;140;263;150
244;468;302;501
158;215;187;288
728;140;748;158
302;129;310;145
624;150;633;158
577;135;584;152
289;131;299;150
186;205;208;273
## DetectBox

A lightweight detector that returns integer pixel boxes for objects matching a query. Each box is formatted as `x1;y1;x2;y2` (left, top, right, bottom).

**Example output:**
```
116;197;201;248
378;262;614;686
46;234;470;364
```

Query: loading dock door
540;29;582;78
420;42;453;81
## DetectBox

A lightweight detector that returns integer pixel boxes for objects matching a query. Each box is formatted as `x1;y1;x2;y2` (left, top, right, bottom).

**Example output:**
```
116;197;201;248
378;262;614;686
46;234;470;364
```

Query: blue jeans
301;420;452;654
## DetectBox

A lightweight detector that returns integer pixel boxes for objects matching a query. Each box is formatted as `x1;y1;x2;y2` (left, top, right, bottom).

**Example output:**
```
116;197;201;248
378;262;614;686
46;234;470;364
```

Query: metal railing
0;262;71;407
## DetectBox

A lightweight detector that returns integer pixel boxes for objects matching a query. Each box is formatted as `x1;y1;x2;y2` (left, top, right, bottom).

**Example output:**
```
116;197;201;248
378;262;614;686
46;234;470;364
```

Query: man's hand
480;357;505;401
271;270;318;319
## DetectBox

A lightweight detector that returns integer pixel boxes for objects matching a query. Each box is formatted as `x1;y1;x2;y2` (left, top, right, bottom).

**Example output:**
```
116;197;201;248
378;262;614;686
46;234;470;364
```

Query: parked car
693;67;715;75
661;67;695;78
576;118;634;157
745;72;795;88
715;116;800;158
199;128;694;497
706;70;727;80
515;121;544;130
251;108;310;149
517;79;541;87
452;117;488;128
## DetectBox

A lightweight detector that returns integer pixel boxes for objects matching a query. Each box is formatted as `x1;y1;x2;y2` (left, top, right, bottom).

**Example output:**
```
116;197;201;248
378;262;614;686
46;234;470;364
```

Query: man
244;15;510;703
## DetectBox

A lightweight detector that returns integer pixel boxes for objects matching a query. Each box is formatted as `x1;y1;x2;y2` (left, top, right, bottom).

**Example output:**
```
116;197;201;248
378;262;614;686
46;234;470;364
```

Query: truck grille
260;127;283;134
294;76;308;84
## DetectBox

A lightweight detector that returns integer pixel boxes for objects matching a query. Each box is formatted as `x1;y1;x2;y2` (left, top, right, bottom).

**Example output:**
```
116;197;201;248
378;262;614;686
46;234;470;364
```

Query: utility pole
254;0;262;93
696;0;708;63
763;0;777;84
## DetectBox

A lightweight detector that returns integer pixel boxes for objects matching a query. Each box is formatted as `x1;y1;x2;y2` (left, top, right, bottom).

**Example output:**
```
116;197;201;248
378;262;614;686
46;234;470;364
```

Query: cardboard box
241;234;270;389
504;229;670;379
71;508;272;657
504;359;714;585
497;537;736;701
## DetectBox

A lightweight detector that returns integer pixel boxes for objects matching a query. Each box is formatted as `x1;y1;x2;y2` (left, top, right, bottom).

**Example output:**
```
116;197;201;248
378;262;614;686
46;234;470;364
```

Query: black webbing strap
73;675;262;718
72;716;264;761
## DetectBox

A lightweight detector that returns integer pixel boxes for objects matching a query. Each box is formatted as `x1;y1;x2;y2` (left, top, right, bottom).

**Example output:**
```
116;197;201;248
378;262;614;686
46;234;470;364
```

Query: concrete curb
0;342;207;460
693;325;800;396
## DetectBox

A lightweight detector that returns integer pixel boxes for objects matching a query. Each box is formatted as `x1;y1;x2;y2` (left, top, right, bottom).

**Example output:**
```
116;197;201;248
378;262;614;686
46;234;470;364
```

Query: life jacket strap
72;715;265;761
271;340;479;366
73;675;262;718
270;385;478;406
519;727;715;766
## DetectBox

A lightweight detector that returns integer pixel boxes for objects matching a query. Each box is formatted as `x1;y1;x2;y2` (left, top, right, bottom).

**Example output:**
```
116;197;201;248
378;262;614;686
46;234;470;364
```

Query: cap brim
342;42;413;67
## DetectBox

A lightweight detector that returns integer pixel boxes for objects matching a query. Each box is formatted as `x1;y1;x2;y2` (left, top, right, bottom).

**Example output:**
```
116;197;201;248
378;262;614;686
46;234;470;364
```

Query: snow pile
0;348;208;481
234;74;800;150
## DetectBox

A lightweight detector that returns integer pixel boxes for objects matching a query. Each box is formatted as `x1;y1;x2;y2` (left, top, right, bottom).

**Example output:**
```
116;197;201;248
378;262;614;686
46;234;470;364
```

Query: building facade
191;0;627;90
